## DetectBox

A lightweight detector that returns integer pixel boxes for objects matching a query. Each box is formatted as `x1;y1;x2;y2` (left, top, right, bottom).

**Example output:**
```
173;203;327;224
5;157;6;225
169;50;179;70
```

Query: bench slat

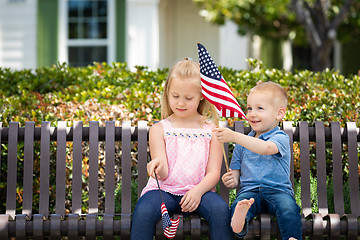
331;122;345;216
346;122;360;216
121;121;132;239
234;121;245;193
50;214;61;238
314;121;328;215
299;121;312;217
15;214;26;239
39;122;51;217
85;213;96;239
72;121;83;215
0;120;359;238
155;220;166;239
6;122;19;218
22;122;35;217
55;121;67;216
0;122;2;179
88;121;99;214
283;121;295;188
105;121;115;214
190;214;201;239
104;213;114;239
33;214;44;239
174;214;183;239
68;214;79;239
137;121;148;198
260;214;271;240
0;124;10;239
104;121;116;239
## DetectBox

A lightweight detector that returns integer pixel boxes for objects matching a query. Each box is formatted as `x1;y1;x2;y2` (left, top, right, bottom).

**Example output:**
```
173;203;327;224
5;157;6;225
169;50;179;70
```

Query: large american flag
161;202;180;239
197;43;246;119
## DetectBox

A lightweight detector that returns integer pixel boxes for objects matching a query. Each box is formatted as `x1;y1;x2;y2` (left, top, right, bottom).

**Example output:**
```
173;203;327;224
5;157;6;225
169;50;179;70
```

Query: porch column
126;0;160;69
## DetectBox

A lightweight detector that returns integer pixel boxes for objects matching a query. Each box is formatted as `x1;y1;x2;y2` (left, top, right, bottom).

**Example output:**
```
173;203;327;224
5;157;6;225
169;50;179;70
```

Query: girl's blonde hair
161;58;219;124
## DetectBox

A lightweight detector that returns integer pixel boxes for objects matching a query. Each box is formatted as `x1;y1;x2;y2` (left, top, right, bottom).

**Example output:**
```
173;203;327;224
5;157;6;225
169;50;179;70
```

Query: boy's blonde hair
161;58;218;124
249;81;287;109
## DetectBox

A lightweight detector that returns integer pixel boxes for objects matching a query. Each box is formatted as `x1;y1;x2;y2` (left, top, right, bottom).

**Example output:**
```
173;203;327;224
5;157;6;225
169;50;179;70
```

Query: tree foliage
193;0;360;71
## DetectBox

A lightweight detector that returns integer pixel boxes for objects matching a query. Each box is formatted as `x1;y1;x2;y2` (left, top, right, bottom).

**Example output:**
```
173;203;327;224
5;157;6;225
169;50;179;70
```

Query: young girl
131;58;233;239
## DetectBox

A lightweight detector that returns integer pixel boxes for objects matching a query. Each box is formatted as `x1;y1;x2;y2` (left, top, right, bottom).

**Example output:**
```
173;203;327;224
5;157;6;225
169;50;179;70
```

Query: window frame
58;0;115;65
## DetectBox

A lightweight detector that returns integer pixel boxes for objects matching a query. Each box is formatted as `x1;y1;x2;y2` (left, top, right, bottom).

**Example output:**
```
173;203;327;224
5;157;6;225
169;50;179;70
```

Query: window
59;0;115;66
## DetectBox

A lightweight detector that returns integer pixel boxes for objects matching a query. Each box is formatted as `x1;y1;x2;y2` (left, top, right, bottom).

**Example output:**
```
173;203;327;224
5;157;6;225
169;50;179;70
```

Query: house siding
0;0;37;69
0;0;248;70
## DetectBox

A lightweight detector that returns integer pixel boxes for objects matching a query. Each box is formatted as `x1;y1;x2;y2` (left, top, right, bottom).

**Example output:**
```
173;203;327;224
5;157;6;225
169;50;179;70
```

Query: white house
0;0;250;70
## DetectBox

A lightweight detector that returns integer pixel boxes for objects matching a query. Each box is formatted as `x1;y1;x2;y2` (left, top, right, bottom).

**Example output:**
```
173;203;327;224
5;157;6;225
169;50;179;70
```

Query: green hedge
1;59;359;126
0;60;359;214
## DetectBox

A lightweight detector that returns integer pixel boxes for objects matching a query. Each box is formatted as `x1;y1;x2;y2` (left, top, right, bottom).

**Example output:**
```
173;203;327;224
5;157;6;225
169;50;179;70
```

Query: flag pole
221;144;229;172
216;119;229;172
154;171;165;203
198;42;247;173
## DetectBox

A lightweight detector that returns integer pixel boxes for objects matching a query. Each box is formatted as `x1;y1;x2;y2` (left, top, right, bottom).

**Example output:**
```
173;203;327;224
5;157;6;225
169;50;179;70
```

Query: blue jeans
231;187;302;240
131;190;234;240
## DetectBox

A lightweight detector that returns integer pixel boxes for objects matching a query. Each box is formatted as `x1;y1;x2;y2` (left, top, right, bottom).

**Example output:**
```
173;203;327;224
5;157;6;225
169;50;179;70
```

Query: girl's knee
133;200;159;219
137;203;157;215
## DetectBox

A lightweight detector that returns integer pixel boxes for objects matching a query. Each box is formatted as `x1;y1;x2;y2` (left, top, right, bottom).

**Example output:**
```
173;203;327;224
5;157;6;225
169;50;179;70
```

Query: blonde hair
161;58;218;124
249;81;287;108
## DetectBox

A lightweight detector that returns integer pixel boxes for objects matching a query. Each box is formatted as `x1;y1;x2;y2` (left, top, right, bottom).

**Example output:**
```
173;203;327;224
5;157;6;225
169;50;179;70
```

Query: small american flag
161;202;180;239
197;42;246;119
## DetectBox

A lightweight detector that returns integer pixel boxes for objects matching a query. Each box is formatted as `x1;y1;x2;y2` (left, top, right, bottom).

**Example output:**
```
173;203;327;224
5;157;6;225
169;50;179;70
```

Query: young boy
213;82;302;240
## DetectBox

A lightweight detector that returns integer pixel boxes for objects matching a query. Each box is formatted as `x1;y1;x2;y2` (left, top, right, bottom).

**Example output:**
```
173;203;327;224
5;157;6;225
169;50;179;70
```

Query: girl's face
168;76;202;120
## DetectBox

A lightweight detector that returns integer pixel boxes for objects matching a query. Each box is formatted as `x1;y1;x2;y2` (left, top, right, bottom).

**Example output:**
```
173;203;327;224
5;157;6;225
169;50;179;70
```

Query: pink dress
141;118;214;196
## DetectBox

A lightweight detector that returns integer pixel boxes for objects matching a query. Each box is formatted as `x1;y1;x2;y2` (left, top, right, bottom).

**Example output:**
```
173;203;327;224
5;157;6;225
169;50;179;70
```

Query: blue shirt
229;126;294;196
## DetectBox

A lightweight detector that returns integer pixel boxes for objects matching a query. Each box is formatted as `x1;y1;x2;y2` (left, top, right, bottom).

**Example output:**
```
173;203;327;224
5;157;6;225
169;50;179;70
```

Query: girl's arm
180;133;223;212
213;127;278;155
148;122;169;180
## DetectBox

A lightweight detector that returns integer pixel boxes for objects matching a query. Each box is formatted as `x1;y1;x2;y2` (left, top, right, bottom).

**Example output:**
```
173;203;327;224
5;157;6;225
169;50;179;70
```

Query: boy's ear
276;107;286;121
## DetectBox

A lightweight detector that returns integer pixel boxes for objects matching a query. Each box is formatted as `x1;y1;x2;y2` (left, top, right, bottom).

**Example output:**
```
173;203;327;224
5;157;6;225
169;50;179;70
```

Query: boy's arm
213;127;279;155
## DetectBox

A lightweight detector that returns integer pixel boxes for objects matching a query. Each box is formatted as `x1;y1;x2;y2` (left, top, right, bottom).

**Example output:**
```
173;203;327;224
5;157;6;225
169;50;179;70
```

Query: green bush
0;62;167;126
1;59;359;126
0;60;359;215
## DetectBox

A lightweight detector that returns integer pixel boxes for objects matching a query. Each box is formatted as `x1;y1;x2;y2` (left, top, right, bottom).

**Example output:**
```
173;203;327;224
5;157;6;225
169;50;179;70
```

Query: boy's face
246;91;285;137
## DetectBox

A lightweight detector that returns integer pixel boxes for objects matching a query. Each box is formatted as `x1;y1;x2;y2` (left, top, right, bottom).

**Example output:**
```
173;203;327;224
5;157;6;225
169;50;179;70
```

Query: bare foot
231;198;254;233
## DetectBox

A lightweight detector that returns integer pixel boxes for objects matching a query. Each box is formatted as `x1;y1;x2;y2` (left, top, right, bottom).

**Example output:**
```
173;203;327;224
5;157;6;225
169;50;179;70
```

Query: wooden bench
0;120;359;239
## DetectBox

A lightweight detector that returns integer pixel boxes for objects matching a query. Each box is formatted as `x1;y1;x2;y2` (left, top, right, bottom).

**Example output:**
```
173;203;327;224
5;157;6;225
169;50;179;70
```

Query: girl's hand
147;158;164;179
212;127;236;143
222;169;238;189
180;188;202;212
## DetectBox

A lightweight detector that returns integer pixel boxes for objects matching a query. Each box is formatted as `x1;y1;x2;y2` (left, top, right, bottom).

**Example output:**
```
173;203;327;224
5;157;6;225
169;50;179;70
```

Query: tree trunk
310;36;334;71
291;0;354;71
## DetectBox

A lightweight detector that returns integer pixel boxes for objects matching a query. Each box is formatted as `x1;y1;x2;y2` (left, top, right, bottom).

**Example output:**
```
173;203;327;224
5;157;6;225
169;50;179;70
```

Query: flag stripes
201;79;245;118
197;42;246;119
161;202;180;239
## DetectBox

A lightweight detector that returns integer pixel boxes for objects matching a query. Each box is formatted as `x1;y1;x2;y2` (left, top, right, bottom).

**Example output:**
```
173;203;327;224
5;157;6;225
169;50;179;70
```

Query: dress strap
202;122;215;132
160;118;172;132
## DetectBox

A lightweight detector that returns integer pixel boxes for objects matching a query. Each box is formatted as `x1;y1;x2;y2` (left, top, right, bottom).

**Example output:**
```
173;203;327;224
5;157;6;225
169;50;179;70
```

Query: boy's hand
212;127;236;143
222;169;239;189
